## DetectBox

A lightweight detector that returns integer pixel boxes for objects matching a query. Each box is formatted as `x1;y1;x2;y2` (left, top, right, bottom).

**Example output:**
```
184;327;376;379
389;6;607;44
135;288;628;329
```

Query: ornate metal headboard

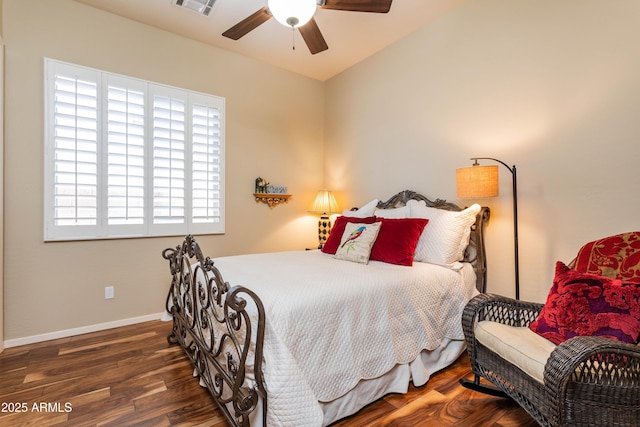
375;190;490;293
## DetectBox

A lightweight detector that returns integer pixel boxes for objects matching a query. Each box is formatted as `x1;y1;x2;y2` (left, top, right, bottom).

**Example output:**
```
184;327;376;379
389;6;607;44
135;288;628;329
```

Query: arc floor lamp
456;158;520;300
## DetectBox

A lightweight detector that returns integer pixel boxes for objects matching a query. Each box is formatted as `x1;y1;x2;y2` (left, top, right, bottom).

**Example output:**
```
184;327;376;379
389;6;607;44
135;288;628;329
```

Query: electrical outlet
105;286;115;299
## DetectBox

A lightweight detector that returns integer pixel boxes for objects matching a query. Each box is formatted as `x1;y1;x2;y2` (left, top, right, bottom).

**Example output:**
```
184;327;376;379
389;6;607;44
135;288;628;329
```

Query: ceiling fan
222;0;393;55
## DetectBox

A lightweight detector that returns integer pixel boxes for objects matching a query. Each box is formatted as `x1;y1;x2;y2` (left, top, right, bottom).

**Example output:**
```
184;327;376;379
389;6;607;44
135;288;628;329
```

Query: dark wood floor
0;320;537;426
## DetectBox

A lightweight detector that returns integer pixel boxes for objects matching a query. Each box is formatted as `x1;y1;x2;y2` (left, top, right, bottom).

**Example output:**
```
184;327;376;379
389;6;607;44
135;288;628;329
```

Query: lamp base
317;215;332;249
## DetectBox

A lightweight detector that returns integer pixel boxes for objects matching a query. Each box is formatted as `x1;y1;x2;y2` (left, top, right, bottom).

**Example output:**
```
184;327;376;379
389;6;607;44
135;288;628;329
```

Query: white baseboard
3;312;168;349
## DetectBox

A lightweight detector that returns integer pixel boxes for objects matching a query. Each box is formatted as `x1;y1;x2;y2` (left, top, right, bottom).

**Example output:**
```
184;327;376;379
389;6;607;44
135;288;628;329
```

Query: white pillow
342;198;379;218
373;205;410;218
334;221;382;264
407;200;481;268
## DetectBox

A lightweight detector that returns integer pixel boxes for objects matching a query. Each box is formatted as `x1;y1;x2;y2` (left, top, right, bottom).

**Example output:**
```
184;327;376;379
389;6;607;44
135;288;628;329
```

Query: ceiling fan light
268;0;317;28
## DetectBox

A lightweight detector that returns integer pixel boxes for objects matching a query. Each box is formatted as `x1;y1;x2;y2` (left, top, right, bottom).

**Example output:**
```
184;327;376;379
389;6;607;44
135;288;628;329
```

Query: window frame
44;58;225;241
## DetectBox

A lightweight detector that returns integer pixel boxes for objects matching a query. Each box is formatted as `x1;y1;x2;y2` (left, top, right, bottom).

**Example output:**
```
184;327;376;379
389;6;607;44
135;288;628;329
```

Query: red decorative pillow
573;231;640;282
322;216;377;255
370;218;429;266
529;261;640;345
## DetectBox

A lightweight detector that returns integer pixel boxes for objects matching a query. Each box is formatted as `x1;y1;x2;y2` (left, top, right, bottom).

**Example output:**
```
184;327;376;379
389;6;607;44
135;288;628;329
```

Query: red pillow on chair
530;261;640;345
322;216;377;255
370;218;428;266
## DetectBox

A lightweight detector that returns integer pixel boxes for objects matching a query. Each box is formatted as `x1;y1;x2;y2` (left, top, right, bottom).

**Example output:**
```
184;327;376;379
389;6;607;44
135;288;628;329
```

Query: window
44;59;224;241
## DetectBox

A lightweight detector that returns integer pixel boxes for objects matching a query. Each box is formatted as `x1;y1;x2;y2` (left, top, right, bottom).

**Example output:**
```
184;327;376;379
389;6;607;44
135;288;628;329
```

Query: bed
162;190;490;427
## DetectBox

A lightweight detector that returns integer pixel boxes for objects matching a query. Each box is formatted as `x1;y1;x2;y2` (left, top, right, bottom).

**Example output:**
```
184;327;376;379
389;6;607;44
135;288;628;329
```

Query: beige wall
3;0;324;341
5;0;640;343
325;0;640;302
0;35;4;351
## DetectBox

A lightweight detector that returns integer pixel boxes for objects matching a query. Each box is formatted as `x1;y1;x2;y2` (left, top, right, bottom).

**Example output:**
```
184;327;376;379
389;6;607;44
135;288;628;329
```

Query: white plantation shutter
150;89;225;236
106;79;146;230
191;100;223;227
45;62;100;240
44;59;225;241
152;92;186;226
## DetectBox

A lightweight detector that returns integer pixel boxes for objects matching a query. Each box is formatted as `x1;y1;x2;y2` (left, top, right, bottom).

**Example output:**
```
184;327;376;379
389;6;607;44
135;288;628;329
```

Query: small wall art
253;177;291;208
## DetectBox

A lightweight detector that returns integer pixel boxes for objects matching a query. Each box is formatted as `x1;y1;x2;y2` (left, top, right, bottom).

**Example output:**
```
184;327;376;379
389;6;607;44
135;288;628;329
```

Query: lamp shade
309;190;340;214
456;165;499;198
268;0;317;28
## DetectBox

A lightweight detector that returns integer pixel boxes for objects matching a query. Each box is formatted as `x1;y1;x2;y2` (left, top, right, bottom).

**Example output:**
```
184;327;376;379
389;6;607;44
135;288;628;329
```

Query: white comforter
211;250;478;427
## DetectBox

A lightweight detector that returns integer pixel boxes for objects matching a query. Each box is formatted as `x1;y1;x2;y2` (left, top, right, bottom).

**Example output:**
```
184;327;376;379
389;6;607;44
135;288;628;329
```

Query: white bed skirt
235;337;465;427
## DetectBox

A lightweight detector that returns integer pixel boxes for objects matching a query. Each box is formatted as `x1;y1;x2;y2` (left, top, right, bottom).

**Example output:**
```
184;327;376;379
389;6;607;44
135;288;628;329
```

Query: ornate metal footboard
162;235;267;427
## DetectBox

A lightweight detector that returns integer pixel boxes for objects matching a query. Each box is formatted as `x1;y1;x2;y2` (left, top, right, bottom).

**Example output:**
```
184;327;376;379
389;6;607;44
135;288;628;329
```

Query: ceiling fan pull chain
292;27;296;50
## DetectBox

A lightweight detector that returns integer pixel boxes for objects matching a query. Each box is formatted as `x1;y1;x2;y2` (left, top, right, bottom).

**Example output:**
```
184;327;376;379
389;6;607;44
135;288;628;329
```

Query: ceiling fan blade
320;0;392;13
299;17;328;55
222;7;272;40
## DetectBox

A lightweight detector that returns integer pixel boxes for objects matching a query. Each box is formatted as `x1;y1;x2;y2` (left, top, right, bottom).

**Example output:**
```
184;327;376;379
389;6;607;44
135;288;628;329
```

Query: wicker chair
461;232;640;427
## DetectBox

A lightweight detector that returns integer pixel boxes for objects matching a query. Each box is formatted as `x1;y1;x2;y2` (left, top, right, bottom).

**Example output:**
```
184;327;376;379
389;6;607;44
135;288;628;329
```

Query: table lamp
309;190;340;249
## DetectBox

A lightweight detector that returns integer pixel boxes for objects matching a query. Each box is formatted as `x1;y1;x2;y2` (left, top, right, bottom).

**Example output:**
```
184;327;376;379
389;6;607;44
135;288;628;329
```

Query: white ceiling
76;0;468;81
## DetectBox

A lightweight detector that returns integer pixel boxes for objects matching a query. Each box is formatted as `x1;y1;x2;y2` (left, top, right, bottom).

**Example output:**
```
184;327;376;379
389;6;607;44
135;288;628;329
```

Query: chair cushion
530;261;640;345
573;231;640;282
475;320;556;383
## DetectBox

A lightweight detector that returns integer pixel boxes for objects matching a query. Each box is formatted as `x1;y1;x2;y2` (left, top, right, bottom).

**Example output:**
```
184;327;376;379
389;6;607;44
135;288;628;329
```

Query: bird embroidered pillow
335;221;382;264
321;215;377;254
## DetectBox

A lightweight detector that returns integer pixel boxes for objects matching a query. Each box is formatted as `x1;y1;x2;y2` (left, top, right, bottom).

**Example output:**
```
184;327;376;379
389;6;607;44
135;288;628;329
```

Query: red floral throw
529;261;640;345
573;231;640;282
